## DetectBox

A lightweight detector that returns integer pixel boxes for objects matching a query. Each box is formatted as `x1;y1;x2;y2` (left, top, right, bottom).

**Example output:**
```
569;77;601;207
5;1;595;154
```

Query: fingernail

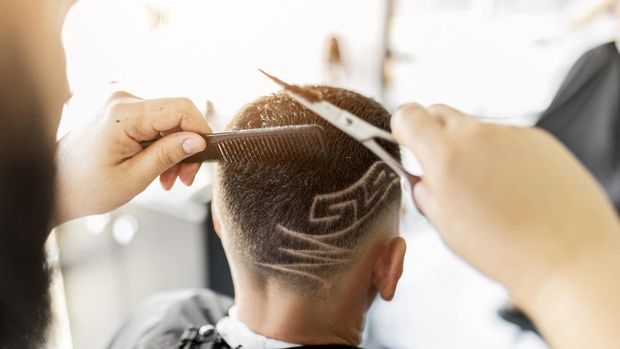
395;103;419;118
182;138;200;154
393;104;421;127
393;106;409;124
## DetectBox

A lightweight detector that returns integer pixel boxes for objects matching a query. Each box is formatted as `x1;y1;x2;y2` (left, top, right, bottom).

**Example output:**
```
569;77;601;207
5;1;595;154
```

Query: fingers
158;162;201;190
142;97;211;134
426;103;468;122
160;165;180;190
413;181;439;222
109;95;212;142
108;90;139;100
128;131;206;187
102;92;211;191
392;103;473;165
392;103;445;162
178;162;201;186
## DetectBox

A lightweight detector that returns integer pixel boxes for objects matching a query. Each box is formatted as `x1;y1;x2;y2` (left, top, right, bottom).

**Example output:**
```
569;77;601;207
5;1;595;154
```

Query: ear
211;203;222;238
372;236;406;301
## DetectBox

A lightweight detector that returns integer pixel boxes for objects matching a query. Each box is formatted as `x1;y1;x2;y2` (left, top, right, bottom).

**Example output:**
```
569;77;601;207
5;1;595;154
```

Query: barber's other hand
55;92;211;224
392;104;620;348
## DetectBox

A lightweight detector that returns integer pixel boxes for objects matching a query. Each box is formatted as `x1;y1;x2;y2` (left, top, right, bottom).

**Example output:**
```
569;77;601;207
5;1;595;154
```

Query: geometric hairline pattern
257;161;401;288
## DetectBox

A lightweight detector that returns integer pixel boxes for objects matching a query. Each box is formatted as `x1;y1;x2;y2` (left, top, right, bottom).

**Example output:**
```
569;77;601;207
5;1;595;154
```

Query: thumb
413;179;445;228
129;132;206;183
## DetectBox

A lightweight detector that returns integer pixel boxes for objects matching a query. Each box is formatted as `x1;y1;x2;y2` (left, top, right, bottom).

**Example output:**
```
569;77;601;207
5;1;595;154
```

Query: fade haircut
217;86;401;290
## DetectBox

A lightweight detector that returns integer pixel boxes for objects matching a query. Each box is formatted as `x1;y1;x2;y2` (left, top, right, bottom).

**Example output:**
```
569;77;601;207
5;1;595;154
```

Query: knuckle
397;103;425;117
106;101;130;119
428;103;448;111
429;104;468;127
105;91;135;108
175;97;194;109
109;90;134;101
427;104;451;116
103;91;139;119
157;144;178;167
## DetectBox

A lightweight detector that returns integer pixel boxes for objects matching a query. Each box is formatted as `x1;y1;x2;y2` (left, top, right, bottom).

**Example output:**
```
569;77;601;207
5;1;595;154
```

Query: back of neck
234;281;366;346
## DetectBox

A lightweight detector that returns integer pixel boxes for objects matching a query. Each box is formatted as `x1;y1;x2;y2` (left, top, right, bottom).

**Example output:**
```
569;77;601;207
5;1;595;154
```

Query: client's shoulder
107;288;233;349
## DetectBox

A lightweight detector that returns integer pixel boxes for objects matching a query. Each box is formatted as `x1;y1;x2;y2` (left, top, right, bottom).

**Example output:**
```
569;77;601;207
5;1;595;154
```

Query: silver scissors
260;70;422;196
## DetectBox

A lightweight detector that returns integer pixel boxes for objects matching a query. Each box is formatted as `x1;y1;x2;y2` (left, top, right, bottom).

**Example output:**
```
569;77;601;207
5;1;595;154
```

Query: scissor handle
362;139;425;212
363;139;418;176
405;173;426;217
401;171;421;201
404;171;421;189
370;127;398;143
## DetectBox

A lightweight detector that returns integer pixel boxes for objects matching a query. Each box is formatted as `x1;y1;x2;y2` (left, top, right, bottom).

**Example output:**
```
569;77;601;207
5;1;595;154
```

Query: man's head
213;86;405;311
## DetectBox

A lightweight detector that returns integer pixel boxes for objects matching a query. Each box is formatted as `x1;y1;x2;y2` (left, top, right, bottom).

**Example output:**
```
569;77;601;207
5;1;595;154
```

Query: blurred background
49;0;619;348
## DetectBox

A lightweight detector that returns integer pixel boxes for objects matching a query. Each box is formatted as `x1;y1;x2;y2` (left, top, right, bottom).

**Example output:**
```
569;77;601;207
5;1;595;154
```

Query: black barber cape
107;289;361;349
536;42;620;212
107;289;234;349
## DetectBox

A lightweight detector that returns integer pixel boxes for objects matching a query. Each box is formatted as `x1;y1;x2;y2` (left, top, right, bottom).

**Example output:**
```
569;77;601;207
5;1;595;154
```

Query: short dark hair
0;42;55;348
216;86;401;290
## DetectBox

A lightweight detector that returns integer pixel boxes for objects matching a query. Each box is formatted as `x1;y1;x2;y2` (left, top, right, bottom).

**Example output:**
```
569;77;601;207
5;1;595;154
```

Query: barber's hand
392;104;620;348
55;92;211;224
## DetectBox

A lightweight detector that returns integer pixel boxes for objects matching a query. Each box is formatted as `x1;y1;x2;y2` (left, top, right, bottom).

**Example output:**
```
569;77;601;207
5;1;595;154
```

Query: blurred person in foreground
1;2;211;347
0;1;619;349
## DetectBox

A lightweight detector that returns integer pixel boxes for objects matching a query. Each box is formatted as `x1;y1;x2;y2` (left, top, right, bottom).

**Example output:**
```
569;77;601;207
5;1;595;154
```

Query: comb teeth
213;131;323;164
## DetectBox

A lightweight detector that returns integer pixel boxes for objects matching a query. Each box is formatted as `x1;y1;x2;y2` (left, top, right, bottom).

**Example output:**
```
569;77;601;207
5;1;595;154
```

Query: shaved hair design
258;161;400;287
305;161;400;232
217;86;402;290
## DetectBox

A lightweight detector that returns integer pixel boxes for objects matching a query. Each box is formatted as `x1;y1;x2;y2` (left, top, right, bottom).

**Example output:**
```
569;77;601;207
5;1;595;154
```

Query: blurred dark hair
0;40;55;348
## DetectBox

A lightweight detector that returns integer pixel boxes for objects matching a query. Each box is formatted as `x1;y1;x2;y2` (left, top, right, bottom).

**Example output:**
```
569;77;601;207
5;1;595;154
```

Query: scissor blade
259;69;396;142
259;69;322;103
286;92;358;137
260;70;424;177
286;90;399;143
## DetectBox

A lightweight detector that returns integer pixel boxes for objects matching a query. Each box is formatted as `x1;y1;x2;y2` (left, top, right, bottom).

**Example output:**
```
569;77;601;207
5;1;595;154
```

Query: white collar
216;306;300;349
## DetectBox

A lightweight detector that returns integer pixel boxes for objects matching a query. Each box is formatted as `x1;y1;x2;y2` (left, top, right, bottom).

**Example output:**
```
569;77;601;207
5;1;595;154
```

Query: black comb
140;124;327;164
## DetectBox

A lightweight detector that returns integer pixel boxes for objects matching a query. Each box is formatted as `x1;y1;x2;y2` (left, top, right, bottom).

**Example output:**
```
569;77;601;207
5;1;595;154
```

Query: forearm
390;104;620;349
522;231;620;349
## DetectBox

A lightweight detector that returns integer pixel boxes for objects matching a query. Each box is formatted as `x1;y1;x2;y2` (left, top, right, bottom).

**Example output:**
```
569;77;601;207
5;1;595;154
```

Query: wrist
54;134;90;226
515;232;620;348
52;185;75;227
